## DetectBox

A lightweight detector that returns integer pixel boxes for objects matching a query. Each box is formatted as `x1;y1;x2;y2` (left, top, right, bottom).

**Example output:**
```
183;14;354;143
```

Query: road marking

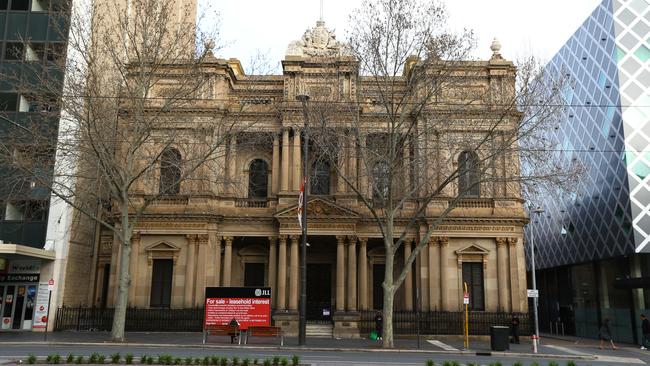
426;339;459;351
594;355;645;364
544;344;590;355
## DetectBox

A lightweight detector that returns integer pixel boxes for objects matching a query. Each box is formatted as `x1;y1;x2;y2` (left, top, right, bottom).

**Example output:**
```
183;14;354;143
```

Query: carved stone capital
336;235;346;245
496;237;508;247
507;237;518;246
289;235;300;243
268;236;278;245
197;234;209;245
131;232;141;242
223;236;233;246
437;237;449;247
357;237;368;245
347;236;357;245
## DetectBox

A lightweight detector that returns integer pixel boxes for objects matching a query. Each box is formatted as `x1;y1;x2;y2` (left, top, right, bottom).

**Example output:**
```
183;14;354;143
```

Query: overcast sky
200;0;602;73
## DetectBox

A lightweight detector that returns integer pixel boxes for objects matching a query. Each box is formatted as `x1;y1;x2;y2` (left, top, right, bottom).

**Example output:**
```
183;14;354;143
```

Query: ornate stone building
89;20;528;338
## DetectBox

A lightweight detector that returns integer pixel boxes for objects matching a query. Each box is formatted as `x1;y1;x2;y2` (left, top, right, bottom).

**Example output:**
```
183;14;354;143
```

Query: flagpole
297;91;310;346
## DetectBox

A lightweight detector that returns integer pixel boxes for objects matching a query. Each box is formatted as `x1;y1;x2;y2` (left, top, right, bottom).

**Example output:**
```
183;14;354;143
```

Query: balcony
453;198;495;209
235;198;269;208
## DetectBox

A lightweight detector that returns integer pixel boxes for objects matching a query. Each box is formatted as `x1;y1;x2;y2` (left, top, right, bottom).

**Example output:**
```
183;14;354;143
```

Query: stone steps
306;323;334;338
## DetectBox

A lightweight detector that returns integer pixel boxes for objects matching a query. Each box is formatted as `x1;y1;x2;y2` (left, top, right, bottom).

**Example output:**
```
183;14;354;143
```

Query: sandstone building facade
86;20;529;338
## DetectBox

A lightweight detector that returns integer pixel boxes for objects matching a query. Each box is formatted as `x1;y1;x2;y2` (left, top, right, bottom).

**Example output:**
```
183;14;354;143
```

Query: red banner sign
204;287;271;330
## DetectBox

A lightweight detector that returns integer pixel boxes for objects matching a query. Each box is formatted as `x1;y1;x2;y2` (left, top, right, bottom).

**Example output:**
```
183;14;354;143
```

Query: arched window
372;161;390;203
248;159;269;198
310;160;330;195
159;148;181;194
458;150;480;197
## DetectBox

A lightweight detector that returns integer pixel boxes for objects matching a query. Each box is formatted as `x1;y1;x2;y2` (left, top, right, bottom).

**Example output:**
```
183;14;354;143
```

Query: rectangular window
10;0;29;10
4;42;24;60
0;0;8;9
462;262;485;311
0;93;18;111
244;263;265;287
150;259;173;308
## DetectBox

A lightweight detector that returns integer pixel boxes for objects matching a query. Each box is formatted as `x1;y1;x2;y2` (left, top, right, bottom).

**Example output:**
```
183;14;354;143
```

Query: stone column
292;129;301;191
228;137;237;194
289;235;299;311
496;237;510;312
358;237;368;310
213;234;222;286
429;238;441;310
268;236;278;309
419;239;429;311
403;239;413;311
508;238;522;312
281;129;290;192
271;133;280;195
277;236;287;310
184;234;196;308
347;236;357;311
336;235;346;311
439;237;450;311
195;235;209;306
222;236;233;287
128;232;140;306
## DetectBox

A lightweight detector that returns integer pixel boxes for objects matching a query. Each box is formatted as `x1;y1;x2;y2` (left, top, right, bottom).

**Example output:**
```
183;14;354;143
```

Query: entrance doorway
373;264;385;310
306;264;331;321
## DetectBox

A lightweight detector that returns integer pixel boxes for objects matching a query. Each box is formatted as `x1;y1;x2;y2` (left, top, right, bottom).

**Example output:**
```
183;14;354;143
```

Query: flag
298;176;306;229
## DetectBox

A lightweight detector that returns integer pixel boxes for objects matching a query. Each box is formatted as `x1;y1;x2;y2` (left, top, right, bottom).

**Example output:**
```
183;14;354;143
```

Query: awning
0;244;55;260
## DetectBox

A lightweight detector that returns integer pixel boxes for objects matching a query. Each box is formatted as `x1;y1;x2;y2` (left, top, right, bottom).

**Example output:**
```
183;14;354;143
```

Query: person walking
510;314;520;344
598;318;617;350
641;314;650;350
374;311;383;341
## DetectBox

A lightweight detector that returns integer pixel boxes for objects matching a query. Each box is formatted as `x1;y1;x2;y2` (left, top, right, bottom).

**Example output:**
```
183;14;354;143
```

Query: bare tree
300;0;580;348
0;0;266;341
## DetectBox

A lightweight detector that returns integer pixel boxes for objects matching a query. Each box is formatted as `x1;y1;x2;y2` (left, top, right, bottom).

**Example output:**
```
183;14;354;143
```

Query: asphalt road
0;343;641;366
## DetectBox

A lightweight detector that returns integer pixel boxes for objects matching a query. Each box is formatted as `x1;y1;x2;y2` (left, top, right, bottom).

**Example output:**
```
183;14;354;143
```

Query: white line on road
594;355;646;364
426;339;459;351
544;344;589;355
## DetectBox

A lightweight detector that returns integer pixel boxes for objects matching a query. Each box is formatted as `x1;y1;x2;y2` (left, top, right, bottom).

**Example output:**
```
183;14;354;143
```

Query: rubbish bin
490;326;510;351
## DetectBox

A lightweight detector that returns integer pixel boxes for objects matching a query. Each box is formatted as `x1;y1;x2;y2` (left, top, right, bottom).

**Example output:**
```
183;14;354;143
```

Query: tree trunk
111;215;131;342
382;241;395;348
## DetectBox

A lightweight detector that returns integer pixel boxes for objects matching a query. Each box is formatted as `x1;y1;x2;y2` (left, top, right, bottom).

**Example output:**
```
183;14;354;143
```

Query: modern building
62;14;533;338
0;0;70;331
531;0;650;344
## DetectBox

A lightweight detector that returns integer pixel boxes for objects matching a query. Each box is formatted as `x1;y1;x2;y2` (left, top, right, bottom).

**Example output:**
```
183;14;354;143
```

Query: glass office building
531;0;650;343
0;0;68;331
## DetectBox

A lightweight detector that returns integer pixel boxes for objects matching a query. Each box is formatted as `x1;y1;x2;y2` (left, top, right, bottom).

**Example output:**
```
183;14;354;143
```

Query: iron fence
56;307;529;335
359;310;530;336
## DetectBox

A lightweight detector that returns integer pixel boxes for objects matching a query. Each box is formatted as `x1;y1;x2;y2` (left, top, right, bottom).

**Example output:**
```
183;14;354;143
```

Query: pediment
145;241;181;253
274;197;359;220
455;244;489;256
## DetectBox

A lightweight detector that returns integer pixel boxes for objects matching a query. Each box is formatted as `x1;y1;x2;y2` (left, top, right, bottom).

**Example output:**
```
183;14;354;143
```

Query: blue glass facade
530;0;650;344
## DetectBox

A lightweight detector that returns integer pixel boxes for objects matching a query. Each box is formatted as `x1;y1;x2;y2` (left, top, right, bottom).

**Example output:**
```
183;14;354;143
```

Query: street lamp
529;205;544;353
296;91;310;346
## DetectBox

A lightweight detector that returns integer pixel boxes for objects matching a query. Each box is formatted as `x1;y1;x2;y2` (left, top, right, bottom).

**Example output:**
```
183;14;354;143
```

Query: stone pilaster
281;129;290;192
212;234;222;286
289;235;299;311
347;236;357;311
228;137;237;194
403;239;413;311
496;237;510;312
508;237;522;311
268;236;277;309
439;237;450;311
271;133;280;195
292;129;301;191
358;237;368;310
222;236;233;287
419;239;429;311
336;235;346;311
184;234;196;308
429;238;440;310
128;232;141;306
277;236;287;310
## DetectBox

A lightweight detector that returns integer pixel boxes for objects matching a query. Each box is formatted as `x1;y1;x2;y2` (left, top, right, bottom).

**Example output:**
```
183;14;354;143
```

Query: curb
0;341;596;360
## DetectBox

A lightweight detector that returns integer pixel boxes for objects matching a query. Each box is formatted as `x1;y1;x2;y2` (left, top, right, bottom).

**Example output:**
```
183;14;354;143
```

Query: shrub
89;354;100;364
46;355;53;364
271;357;280;366
146;357;153;365
210;357;220;366
184;358;194;366
27;355;37;364
231;357;239;366
530;363;540;366
67;354;75;364
242;359;250;366
263;360;271;366
219;358;228;366
125;354;133;365
194;359;202;366
512;362;523;366
425;360;434;366
140;356;149;365
75;356;84;364
566;362;577;366
489;362;502;366
111;353;121;364
98;355;106;364
548;362;559;366
52;354;61;364
174;358;182;365
253;360;258;366
290;356;299;366
202;357;210;366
